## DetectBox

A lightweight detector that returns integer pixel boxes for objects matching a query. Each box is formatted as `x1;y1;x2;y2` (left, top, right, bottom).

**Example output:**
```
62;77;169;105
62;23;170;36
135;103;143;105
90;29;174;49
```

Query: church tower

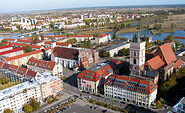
130;31;146;77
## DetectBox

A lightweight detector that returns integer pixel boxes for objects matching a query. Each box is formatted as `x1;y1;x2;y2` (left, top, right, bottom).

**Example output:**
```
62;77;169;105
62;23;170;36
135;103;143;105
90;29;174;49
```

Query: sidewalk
32;92;73;113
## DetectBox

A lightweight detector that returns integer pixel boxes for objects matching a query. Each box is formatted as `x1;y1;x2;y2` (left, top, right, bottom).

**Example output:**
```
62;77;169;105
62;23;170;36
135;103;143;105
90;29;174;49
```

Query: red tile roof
10;43;41;49
69;35;93;38
97;33;110;38
0;45;12;50
8;64;18;72
3;38;15;41
174;36;185;39
26;70;37;78
32;38;42;44
44;41;52;44
2;42;9;44
155;43;177;65
108;59;122;65
10;43;27;47
2;63;10;69
54;35;66;38
147;55;165;70
17;67;28;75
27;57;55;70
5;49;42;62
0;47;24;56
78;64;113;82
17;39;33;43
105;74;157;94
56;42;70;46
0;61;4;67
174;59;183;69
53;47;78;60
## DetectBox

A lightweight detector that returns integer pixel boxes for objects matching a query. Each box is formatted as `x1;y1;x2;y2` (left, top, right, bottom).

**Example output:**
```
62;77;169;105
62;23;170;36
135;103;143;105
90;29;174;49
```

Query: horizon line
1;3;185;14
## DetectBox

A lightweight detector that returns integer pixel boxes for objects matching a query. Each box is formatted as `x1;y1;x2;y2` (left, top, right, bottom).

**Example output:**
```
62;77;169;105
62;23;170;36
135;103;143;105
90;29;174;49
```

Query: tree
175;41;180;47
156;100;162;106
30;98;40;110
160;98;164;103
112;31;118;40
156;40;162;45
41;35;44;40
172;46;176;52
164;35;173;41
126;24;132;28
55;95;58;101
121;23;126;29
3;109;13;113
50;22;54;28
24;103;33;113
24;45;33;53
1;40;7;42
48;98;52;104
153;23;162;30
0;42;5;47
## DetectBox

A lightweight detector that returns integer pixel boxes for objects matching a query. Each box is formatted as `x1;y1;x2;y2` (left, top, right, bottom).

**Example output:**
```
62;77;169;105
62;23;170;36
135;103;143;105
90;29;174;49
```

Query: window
133;58;136;64
134;51;136;57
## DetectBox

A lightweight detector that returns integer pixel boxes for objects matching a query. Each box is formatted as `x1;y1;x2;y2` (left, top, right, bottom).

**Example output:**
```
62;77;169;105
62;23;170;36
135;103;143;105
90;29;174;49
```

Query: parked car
67;105;71;108
90;106;94;109
94;107;98;110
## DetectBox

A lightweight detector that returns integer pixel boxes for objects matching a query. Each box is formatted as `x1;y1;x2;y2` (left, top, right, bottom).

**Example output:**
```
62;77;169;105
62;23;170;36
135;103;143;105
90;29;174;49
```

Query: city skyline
1;0;185;13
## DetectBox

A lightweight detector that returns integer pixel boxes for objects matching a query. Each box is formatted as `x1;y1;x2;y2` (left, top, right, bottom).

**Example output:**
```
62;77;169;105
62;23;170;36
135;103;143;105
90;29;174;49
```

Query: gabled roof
17;39;33;43
26;70;37;78
27;57;55;70
69;35;93;38
174;36;185;39
174;59;183;69
0;45;12;50
10;43;27;47
3;38;15;41
2;63;10;69
32;38;42;44
5;49;42;62
8;64;19;72
155;43;177;65
78;63;114;82
0;61;4;67
97;33;110;38
53;47;78;60
147;55;165;70
56;42;70;46
0;47;24;56
17;67;28;75
44;41;52;44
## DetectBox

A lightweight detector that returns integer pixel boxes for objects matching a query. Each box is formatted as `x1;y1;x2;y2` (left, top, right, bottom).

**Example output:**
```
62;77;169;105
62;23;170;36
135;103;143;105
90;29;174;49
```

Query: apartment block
27;57;63;78
104;74;157;108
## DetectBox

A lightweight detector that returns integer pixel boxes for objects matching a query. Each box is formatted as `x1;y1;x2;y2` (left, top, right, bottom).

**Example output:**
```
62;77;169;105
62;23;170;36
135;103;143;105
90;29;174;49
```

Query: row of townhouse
0;45;13;52
44;41;72;48
10;43;43;50
3;38;44;46
58;35;93;43
43;35;66;41
104;74;157;108
0;73;63;113
3;47;51;66
0;47;24;60
0;61;39;82
77;59;124;93
27;57;63;78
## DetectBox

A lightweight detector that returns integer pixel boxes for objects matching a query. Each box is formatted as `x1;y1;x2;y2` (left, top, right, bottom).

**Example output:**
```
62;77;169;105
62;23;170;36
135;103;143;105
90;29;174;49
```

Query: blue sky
1;0;185;13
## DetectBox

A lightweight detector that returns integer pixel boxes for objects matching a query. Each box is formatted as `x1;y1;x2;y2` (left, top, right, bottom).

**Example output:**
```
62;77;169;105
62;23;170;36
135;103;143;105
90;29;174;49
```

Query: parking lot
63;103;114;113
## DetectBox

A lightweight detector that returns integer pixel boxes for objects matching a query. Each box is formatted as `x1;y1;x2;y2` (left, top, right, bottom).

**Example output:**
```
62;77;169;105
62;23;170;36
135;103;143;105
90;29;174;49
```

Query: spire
133;30;141;43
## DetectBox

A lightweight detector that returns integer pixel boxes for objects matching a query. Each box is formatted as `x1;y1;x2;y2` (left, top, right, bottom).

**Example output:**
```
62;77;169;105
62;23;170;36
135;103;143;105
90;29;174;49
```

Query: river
103;30;185;41
1;30;185;41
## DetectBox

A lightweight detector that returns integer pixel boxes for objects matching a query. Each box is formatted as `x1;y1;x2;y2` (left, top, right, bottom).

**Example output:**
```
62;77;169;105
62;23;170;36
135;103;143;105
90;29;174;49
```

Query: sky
1;0;185;13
